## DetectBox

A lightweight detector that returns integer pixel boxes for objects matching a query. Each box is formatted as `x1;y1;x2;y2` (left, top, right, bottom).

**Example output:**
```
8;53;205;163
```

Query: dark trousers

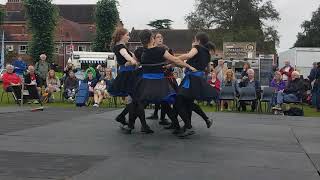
152;103;167;120
128;102;148;129
240;100;257;111
175;96;194;129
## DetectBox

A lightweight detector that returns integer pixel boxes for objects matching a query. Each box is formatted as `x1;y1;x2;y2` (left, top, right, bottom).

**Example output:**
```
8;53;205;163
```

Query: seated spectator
2;64;22;97
207;70;220;106
45;69;61;102
93;80;107;107
84;66;97;79
280;60;294;83
238;69;261;112
84;71;98;98
273;71;304;110
308;62;320;112
64;70;79;101
241;62;251;79
12;56;27;77
63;59;76;80
221;69;238;111
173;72;181;86
102;68;114;90
95;65;105;81
24;65;42;104
270;71;286;106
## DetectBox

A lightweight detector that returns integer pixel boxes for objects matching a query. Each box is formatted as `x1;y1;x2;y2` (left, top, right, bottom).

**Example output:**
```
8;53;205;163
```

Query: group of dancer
108;28;218;138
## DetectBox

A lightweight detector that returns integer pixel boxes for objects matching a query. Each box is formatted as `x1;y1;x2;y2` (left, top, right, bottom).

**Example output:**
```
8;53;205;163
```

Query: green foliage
0;8;4;25
186;0;280;53
147;19;173;29
294;5;320;47
23;0;58;63
93;0;119;52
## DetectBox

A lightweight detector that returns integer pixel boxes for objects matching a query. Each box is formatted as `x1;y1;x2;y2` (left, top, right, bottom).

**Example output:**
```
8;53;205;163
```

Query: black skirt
108;70;138;97
177;75;218;101
134;77;176;104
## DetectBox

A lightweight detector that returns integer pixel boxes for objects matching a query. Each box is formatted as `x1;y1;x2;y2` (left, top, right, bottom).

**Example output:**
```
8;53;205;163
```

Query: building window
6;45;14;52
78;45;86;52
54;45;60;54
66;45;74;55
18;45;28;54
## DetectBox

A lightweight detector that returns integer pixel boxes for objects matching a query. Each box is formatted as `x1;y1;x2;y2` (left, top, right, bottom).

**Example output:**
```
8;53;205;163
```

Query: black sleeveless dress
108;44;137;97
178;45;218;100
134;47;176;104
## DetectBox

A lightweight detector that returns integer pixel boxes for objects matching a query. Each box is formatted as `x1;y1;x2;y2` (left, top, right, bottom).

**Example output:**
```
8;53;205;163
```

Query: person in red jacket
280;60;294;82
2;64;22;92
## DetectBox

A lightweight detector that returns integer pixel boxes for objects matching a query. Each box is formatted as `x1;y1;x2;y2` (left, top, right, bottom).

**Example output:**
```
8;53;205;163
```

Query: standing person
12;56;27;77
215;59;228;82
35;53;50;87
308;62;320;112
241;62;251;79
308;62;318;107
45;70;61;102
280;60;294;83
220;69;238;111
125;29;196;134
175;32;218;137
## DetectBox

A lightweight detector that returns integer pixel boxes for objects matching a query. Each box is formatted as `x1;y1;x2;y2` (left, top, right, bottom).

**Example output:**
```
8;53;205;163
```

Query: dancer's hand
189;66;197;72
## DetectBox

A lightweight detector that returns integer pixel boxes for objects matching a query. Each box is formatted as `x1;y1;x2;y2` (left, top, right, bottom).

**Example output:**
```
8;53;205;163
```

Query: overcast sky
1;0;319;52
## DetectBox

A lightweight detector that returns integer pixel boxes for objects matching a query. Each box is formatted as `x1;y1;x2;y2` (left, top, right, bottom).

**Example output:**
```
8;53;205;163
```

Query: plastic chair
259;87;274;113
219;86;236;111
238;87;257;111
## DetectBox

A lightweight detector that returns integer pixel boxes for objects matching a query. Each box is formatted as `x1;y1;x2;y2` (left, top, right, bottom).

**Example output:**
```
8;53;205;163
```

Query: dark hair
317;62;320;68
139;29;153;48
111;28;128;47
195;32;209;46
205;41;216;52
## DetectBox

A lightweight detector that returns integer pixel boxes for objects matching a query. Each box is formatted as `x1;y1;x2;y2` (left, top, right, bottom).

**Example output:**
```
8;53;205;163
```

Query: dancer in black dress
109;28;150;132
122;29;197;134
175;32;218;137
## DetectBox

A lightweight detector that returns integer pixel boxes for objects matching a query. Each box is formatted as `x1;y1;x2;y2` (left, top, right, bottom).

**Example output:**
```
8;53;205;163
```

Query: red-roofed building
1;0;96;67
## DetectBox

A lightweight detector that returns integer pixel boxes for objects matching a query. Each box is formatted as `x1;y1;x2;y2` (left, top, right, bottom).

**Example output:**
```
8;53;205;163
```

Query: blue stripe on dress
182;70;205;89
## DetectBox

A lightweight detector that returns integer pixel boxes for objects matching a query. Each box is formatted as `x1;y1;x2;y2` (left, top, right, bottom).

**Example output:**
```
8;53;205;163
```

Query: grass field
0;83;319;117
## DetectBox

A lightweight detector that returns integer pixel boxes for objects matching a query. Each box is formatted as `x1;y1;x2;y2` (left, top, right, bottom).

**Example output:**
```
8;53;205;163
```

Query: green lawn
1;83;319;117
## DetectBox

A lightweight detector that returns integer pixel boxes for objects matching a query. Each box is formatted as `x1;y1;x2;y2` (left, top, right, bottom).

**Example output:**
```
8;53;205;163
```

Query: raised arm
163;51;196;72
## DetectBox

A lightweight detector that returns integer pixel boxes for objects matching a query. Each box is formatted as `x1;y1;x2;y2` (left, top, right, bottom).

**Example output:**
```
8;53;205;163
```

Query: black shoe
178;128;195;138
159;119;171;126
116;115;127;125
141;126;154;134
120;125;132;134
172;128;183;135
205;118;214;128
146;115;159;120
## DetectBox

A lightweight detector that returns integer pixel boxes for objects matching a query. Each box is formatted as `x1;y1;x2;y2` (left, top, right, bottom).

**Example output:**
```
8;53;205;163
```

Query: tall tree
147;19;173;29
294;5;320;47
93;0;119;52
185;0;280;53
24;0;58;63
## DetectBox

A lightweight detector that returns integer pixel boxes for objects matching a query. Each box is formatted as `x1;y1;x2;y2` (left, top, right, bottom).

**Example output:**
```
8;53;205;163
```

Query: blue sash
182;70;205;89
119;65;135;72
142;73;165;80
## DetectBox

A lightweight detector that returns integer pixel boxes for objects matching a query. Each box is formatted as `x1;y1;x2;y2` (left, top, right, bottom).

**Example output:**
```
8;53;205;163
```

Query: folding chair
258;87;274;113
238;87;257;112
219;86;236;111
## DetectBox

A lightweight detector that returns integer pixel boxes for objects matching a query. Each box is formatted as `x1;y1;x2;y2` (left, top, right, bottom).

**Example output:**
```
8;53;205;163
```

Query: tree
147;19;173;29
93;0;119;52
24;0;58;63
185;0;280;53
294;5;320;47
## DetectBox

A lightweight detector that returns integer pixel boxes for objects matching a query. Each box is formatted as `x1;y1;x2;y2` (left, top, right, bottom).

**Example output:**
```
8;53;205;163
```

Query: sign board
223;42;256;59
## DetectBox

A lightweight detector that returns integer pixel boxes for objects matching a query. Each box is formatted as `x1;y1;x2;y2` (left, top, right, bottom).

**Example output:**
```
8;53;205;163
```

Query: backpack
284;107;304;116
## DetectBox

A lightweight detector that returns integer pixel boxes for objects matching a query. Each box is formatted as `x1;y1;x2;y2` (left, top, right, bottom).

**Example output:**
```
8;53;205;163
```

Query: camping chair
238;87;257;112
1;89;11;103
219;86;237;111
258;87;274;113
284;98;304;111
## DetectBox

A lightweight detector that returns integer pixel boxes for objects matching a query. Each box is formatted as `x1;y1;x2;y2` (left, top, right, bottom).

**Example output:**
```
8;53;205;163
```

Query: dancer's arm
178;48;198;61
164;51;197;72
120;48;137;65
